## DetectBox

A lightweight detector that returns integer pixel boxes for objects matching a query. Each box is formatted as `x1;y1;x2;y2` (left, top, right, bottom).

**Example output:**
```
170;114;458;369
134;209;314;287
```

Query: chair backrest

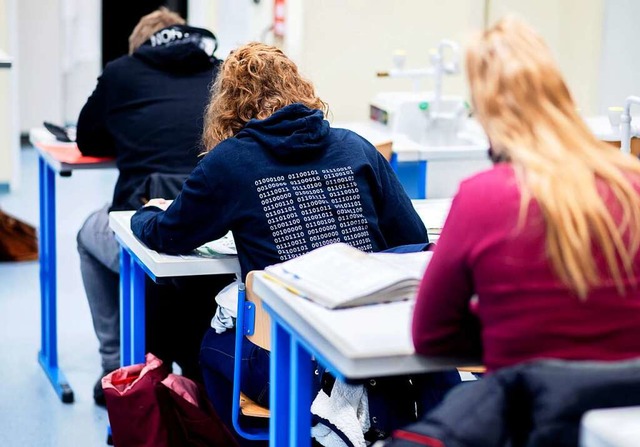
245;271;271;351
375;141;393;162
232;271;272;439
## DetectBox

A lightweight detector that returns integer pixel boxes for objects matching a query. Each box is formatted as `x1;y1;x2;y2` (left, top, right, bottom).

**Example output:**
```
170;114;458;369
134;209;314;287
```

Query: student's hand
145;198;170;211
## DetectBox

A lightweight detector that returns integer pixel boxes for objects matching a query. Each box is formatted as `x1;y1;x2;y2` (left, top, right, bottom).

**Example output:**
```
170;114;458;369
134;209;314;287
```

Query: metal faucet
620;96;640;154
377;39;460;106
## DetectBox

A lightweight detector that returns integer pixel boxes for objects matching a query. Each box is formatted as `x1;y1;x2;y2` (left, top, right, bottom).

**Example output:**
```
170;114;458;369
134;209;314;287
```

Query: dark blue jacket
131;103;428;278
77;25;221;211
386;358;640;447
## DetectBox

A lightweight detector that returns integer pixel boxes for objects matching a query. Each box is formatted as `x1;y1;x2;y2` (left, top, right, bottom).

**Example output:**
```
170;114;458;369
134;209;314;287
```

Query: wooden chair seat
375;141;393;162
457;365;486;374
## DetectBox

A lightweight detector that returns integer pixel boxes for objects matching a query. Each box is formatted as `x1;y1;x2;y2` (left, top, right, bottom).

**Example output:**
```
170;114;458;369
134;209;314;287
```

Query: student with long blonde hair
412;16;640;371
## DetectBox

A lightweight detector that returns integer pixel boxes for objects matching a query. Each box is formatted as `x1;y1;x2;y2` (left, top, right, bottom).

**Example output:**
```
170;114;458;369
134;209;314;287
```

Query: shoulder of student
97;54;147;88
329;128;380;158
452;163;521;223
197;137;255;182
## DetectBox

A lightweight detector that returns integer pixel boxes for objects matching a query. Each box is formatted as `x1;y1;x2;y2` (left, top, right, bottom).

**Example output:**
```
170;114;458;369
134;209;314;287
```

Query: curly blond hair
202;42;328;151
128;7;185;54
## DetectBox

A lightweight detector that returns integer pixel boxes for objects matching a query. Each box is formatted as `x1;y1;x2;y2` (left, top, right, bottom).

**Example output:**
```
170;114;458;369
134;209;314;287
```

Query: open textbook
264;243;432;309
195;232;237;256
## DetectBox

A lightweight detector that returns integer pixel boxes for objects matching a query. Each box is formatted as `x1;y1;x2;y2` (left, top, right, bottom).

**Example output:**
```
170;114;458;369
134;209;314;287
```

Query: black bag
0;208;38;262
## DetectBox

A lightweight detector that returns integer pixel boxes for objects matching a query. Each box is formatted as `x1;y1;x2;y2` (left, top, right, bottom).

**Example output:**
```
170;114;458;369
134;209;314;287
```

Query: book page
265;243;425;308
276;286;416;358
195;232;237;256
368;251;433;280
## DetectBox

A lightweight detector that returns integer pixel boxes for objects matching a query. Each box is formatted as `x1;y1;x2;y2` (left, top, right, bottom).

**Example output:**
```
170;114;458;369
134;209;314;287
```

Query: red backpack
103;353;239;447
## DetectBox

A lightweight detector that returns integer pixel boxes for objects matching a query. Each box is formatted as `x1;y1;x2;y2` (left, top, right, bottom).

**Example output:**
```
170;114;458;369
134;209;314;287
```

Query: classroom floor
0;145;118;446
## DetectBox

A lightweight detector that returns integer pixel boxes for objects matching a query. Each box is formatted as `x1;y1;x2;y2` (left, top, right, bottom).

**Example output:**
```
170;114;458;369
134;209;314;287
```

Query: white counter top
335;120;489;162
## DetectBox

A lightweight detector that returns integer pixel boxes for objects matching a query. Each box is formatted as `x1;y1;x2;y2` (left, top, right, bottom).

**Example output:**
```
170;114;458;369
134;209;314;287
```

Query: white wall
11;1;614;136
17;0;99;132
192;0;275;59
598;0;640;112
489;0;604;114
188;0;218;31
0;0;19;189
286;0;484;122
282;0;605;122
61;0;101;126
18;0;64;132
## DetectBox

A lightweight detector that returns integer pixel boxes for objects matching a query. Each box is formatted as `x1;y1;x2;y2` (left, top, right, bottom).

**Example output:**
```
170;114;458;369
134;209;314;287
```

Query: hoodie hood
238;104;330;161
134;25;219;73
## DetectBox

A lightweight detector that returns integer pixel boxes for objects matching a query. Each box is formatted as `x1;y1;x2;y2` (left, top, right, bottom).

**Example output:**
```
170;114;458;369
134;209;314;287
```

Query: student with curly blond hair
131;42;431;443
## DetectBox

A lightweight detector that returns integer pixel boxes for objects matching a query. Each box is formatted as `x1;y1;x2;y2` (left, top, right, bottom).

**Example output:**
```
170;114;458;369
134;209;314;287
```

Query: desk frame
37;156;74;402
109;211;241;368
34;138;115;403
254;273;472;447
118;245;147;366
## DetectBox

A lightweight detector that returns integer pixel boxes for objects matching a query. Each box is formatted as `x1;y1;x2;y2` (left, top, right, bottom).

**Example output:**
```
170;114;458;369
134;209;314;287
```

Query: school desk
108;211;240;367
30;128;115;403
109;198;450;445
253;198;455;446
252;270;478;447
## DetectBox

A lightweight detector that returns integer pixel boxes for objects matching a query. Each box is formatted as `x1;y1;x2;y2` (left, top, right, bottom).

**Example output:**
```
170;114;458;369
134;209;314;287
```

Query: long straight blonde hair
466;16;640;299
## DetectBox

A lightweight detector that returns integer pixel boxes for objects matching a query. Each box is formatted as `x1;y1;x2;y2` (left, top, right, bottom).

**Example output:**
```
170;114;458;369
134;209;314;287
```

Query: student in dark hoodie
75;7;226;406
131;42;433;444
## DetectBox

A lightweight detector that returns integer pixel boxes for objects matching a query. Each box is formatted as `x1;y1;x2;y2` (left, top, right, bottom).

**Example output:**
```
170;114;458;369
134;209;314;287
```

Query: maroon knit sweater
412;164;640;371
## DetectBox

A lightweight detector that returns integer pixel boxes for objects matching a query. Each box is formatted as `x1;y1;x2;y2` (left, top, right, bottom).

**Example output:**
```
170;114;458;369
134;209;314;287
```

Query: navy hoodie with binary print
131;104;428;278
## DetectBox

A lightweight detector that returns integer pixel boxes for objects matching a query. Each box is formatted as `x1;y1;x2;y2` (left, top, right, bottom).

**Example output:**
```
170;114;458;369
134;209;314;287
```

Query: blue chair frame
232;281;270;441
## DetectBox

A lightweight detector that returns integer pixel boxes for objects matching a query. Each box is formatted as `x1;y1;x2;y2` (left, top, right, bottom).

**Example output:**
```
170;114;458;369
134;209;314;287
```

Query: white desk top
109;211;240;278
413;198;451;239
585;116;621;142
108;198;448;280
29;128;116;175
254;271;474;379
0;50;11;68
580;406;640;447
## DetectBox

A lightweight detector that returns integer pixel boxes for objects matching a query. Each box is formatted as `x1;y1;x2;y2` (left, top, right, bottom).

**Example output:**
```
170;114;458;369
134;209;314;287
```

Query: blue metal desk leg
290;337;312;447
270;322;291;446
119;247;146;367
37;155;74;403
109;247;146;444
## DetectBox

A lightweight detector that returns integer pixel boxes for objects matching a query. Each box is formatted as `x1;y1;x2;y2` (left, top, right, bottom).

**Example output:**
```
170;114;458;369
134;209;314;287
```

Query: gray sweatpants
76;204;121;372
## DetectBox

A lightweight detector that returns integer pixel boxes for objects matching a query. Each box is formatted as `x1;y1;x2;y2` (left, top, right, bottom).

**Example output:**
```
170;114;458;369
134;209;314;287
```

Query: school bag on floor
0;208;38;262
103;353;238;447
